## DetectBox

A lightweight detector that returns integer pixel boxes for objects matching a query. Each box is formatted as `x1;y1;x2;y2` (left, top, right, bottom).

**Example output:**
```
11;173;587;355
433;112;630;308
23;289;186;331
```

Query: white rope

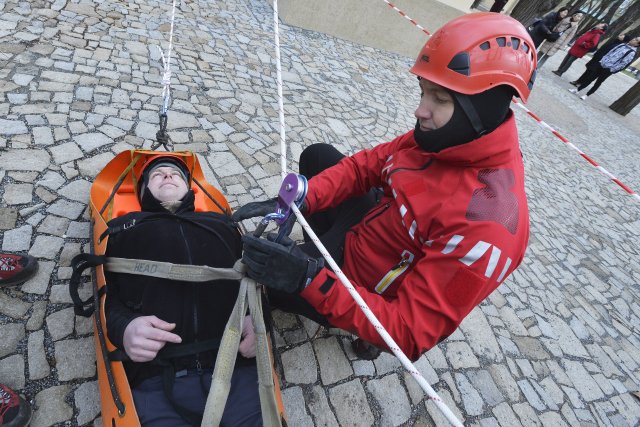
270;2;463;426
290;207;464;427
158;0;178;114
272;0;288;179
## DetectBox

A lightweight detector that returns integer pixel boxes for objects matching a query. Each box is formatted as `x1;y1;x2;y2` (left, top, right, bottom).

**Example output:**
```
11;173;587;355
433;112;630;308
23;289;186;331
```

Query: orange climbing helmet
410;12;537;102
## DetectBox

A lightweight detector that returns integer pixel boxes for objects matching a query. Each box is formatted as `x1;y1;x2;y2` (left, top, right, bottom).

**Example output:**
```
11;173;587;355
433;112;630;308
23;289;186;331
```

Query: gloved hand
232;198;308;238
231;198;277;223
241;234;324;293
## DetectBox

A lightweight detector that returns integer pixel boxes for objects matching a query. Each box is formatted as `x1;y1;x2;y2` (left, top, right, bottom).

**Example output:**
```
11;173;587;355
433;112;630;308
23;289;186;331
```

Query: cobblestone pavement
1;0;640;426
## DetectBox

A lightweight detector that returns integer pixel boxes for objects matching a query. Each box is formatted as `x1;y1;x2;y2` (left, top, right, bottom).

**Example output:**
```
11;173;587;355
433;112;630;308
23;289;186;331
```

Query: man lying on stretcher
104;154;262;427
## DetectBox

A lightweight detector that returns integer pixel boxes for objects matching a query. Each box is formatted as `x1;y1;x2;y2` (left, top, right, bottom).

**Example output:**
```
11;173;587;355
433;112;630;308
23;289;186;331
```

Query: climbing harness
261;1;464;425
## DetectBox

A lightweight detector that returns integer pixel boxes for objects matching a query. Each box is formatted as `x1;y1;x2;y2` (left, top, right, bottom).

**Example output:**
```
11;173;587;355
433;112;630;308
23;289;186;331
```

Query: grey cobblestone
1;0;640;425
314;336;352;385
27;329;50;380
0;322;24;358
31;385;73;427
367;374;411;426
330;379;374;426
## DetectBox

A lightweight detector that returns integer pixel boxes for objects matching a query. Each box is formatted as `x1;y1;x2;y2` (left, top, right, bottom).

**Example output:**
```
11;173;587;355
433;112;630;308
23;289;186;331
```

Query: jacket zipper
364;202;391;225
387;158;433;179
178;221;201;373
374;250;414;294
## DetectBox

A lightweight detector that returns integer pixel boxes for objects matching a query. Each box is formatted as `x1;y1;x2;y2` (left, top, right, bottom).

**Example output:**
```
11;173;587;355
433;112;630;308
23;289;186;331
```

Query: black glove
241;234;324;293
232;198;277;223
233;198;308;238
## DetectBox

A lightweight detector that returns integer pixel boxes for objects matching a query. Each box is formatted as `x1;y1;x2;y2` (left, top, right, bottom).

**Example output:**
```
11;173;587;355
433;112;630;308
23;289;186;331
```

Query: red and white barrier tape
512;99;639;202
381;0;431;35
378;0;638;202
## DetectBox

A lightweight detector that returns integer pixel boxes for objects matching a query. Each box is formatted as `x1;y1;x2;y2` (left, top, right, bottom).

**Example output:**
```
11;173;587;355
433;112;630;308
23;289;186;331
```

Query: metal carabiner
253;173;308;240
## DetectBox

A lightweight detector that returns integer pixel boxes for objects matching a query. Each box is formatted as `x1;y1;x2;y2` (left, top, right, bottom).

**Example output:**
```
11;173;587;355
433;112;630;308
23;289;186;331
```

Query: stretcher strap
201;263;283;427
201;270;246;426
104;257;244;282
247;279;282;426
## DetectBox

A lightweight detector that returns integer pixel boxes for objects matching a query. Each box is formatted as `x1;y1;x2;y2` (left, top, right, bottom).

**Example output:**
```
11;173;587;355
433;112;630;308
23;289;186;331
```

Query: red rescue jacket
301;112;530;360
569;28;605;58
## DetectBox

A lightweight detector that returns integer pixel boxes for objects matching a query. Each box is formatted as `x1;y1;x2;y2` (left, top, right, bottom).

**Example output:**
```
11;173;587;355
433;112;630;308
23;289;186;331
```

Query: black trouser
574;64;613;96
266;144;377;326
554;53;579;75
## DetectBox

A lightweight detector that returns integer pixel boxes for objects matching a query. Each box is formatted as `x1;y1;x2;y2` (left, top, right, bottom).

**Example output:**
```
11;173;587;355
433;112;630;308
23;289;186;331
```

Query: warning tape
512;99;640;202
378;0;639;202
381;0;431;35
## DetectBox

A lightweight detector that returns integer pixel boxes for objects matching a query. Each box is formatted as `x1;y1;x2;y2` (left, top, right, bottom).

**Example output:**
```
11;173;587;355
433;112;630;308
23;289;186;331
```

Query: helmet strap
451;93;487;137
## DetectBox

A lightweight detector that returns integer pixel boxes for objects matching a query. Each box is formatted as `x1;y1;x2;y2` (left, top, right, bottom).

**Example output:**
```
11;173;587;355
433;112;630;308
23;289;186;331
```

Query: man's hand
238;315;256;358
231;199;277;223
123;316;182;362
241;234;324;293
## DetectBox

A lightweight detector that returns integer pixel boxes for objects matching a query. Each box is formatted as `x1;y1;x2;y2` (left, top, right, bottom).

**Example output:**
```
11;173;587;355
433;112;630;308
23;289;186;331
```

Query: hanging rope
269;1;463;425
153;0;178;151
272;0;288;179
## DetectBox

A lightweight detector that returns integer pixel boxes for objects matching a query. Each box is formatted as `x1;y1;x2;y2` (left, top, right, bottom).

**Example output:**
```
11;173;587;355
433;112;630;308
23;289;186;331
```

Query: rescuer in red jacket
235;13;536;361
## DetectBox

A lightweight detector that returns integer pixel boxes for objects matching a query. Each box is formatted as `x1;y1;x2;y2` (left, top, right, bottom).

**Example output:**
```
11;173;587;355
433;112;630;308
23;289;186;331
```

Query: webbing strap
201;264;283;427
247;279;282;426
201;273;246;426
104;257;244;283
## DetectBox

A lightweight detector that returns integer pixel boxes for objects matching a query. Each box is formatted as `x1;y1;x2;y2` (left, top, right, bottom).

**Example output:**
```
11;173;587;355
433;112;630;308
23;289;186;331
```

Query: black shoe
570;81;578;86
552;70;562;76
0;253;38;287
0;384;32;427
352;338;382;360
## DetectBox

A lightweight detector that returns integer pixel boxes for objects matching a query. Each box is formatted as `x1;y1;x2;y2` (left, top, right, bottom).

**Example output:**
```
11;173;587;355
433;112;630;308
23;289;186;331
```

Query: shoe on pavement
552;70;562;76
0;383;32;427
352;338;382;360
570;81;578;86
0;253;38;287
568;88;578;94
580;95;587;100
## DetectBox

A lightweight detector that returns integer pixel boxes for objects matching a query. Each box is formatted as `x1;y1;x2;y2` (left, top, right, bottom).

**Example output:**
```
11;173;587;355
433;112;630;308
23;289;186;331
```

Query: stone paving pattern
1;0;640;426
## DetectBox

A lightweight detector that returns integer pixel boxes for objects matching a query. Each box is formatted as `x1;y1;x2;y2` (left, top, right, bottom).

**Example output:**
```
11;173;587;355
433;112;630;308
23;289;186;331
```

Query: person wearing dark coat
583;33;634;71
528;7;569;47
552;23;607;76
105;156;262;427
569;37;640;100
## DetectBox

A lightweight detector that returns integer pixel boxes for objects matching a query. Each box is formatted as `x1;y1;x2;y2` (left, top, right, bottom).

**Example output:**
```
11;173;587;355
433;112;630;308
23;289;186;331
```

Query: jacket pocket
364;202;391;225
374;250;414;294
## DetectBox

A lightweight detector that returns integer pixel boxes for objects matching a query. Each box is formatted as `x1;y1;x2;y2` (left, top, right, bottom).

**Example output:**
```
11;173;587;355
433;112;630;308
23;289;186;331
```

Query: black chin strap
452;92;487;137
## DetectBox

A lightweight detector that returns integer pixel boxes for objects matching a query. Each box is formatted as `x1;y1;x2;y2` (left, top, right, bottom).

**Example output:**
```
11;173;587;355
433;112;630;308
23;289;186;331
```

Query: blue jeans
132;365;262;427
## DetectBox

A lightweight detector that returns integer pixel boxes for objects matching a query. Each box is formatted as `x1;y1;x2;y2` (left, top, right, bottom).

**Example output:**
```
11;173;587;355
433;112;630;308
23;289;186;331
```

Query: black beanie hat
138;157;190;200
414;85;513;153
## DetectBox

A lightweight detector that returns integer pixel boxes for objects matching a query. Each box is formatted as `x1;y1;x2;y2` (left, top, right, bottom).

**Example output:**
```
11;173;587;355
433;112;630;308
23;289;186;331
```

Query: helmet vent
496;37;506;47
511;38;521;50
447;52;470;76
522;43;530;53
479;41;490;51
